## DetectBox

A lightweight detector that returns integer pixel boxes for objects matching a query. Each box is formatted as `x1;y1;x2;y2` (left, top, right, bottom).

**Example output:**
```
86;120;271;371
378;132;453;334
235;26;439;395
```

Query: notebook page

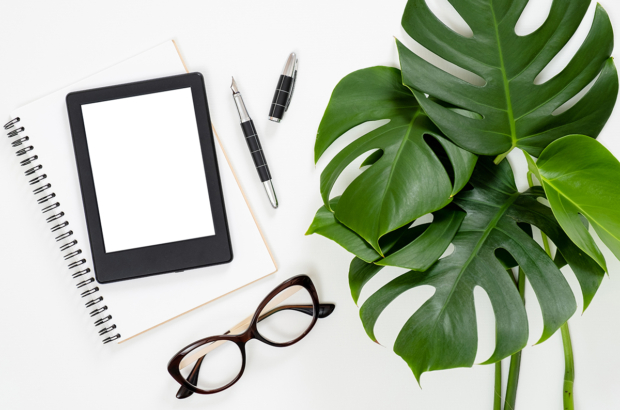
11;41;276;342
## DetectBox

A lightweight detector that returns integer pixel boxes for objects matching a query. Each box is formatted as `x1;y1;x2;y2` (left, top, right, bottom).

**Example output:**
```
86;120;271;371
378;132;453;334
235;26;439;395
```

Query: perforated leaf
356;158;603;381
315;66;476;252
397;0;618;159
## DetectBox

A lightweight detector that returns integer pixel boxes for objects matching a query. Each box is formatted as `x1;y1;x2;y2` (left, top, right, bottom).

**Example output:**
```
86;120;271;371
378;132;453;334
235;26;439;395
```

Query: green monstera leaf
315;66;477;253
375;207;464;271
306;197;382;263
307;197;464;269
354;158;603;382
397;0;618;160
528;135;620;272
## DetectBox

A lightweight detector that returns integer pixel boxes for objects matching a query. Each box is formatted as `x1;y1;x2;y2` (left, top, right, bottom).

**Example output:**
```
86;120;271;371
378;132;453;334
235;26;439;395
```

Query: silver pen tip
283;53;297;77
231;77;239;94
263;180;278;209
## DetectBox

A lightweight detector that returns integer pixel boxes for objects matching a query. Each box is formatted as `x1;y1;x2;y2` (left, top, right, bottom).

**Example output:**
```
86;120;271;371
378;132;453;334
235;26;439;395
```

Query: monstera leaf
354;158;603;382
528;135;620;272
306;197;382;263
307;197;464;269
397;0;618;160
315;66;477;253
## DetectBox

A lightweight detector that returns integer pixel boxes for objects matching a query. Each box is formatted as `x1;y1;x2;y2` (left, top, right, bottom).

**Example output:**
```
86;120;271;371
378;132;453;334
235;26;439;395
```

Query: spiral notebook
3;41;277;344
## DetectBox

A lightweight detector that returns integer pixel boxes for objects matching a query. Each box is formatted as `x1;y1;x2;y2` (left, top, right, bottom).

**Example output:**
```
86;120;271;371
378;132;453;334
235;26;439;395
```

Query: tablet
67;73;232;283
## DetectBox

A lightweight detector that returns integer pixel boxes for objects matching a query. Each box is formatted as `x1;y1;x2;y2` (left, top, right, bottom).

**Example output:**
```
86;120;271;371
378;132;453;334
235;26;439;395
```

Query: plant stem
526;158;577;408
561;323;575;410
494;361;502;410
541;232;552;256
527;171;534;188
504;268;526;410
505;352;521;410
494;147;514;165
503;169;538;410
540;229;576;410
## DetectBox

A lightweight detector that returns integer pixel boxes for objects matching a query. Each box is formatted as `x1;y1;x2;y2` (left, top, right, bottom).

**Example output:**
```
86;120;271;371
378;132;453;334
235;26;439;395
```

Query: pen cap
268;53;297;122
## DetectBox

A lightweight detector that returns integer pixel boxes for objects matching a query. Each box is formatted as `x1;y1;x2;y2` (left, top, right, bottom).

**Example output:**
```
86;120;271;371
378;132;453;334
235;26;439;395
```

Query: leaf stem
542;232;552;256
494;147;514;164
504;268;526;410
504;352;521;410
540;229;575;410
503;168;538;410
561;323;575;410
526;156;576;409
494;361;502;410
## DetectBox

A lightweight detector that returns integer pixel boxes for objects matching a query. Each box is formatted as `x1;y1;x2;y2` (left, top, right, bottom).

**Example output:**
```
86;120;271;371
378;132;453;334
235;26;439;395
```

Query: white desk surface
2;1;620;409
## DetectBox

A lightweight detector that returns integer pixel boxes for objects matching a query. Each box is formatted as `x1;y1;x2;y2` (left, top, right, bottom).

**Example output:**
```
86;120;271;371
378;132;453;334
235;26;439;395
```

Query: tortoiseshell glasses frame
167;274;335;398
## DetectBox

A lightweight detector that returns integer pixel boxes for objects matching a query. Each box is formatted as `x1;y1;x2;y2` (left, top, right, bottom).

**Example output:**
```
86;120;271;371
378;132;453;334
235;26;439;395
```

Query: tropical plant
307;0;620;408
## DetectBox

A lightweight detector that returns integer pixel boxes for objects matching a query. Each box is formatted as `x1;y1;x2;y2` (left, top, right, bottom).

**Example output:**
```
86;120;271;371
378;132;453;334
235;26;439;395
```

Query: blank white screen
81;87;215;253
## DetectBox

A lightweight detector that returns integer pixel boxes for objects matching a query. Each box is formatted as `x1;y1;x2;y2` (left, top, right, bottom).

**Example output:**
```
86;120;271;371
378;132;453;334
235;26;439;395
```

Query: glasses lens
256;285;316;344
179;340;242;391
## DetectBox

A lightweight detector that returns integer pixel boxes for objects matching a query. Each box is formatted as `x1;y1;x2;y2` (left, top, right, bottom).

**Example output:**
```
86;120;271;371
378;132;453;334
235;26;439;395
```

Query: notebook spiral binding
4;117;120;344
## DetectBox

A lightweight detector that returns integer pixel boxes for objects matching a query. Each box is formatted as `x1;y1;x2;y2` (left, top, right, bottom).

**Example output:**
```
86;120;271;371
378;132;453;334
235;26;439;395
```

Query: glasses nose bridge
238;329;254;344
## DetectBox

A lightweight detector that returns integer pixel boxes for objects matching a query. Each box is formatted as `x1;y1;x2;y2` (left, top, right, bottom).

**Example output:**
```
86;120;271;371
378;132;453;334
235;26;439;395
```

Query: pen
230;77;278;209
268;52;297;122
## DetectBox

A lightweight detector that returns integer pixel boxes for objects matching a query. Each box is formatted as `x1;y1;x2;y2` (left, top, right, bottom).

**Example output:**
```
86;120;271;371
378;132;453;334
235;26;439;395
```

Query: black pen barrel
268;75;294;121
240;120;271;182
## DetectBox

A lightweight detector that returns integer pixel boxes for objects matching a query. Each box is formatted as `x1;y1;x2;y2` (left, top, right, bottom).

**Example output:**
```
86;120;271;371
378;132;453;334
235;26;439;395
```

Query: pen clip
284;58;298;112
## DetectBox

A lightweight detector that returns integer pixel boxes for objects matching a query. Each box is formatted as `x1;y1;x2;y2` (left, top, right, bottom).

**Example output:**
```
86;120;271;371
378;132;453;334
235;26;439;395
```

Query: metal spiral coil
4;117;119;344
94;315;112;326
85;296;103;308
25;165;42;176
46;212;64;223
29;174;47;185
102;334;121;344
12;136;29;147
20;155;38;166
41;202;60;213
98;324;116;336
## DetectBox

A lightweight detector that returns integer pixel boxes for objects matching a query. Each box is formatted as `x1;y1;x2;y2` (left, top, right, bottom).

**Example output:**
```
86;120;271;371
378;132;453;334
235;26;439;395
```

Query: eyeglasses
167;274;335;398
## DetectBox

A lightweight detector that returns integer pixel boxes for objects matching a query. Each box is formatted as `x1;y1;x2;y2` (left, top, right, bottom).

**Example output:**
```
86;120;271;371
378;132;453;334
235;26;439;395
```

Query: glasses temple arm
257;303;335;322
176;329;232;399
176;355;206;399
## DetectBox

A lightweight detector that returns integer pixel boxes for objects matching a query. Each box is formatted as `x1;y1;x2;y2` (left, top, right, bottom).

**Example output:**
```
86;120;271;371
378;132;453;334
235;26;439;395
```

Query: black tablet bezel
66;73;232;284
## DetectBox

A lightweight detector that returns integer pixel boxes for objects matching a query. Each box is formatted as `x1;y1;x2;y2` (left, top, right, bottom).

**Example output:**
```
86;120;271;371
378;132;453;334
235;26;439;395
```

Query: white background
1;0;620;409
82;88;215;253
